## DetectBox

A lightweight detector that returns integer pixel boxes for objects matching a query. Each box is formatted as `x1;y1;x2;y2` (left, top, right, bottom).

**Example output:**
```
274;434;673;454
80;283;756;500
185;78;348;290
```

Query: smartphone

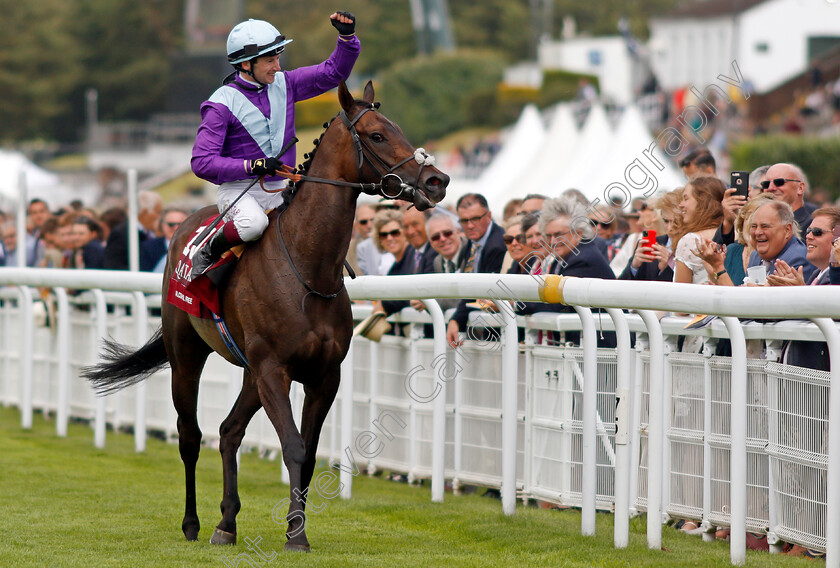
730;171;750;198
642;230;657;247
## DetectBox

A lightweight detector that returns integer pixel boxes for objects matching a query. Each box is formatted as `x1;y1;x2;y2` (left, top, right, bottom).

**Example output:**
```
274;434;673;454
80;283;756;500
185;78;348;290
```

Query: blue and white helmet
227;19;293;65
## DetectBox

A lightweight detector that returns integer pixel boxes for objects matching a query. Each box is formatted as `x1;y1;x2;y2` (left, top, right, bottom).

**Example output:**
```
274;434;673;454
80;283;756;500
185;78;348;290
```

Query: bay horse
83;81;448;551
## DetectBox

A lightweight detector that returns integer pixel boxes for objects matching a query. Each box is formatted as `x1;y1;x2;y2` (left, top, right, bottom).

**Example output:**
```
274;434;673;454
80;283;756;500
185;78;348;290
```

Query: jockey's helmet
227;19;293;65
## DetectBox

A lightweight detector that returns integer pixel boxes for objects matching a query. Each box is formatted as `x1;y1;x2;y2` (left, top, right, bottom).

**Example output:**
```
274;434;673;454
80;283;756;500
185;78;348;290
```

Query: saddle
167;214;243;318
167;191;297;319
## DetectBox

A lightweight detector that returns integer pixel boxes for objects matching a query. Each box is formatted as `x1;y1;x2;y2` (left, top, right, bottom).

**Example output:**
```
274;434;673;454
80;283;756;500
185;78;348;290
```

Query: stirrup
190;247;218;279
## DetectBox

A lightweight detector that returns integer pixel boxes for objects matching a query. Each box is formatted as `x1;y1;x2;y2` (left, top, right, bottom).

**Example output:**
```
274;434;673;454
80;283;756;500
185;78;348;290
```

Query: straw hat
352;311;391;342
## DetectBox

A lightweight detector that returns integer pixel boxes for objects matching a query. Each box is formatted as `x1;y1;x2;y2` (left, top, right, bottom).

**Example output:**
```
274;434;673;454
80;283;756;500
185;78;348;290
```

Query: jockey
190;12;360;278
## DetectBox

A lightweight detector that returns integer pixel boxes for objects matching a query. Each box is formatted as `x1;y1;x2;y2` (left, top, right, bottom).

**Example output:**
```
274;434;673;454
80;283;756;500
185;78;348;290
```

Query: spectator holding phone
673;176;725;284
713;165;769;246
619;191;679;282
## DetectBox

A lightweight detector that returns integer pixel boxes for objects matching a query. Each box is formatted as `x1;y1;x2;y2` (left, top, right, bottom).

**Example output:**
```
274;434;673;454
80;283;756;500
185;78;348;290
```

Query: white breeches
217;179;287;242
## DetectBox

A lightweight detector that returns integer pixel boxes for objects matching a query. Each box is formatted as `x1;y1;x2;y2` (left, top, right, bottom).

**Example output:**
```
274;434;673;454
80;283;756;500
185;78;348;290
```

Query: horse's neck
283;164;358;283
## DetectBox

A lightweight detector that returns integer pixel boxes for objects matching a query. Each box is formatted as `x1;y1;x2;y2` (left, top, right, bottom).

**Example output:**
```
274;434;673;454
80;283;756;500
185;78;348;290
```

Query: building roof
661;0;768;19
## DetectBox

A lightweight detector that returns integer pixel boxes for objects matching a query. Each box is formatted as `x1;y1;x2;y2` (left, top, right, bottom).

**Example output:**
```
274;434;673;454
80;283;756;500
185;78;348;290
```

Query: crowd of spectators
348;147;839;375
0;191;188;273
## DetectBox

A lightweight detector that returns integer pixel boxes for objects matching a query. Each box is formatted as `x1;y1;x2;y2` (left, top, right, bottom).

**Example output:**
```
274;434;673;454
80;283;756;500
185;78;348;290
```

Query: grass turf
0;407;815;568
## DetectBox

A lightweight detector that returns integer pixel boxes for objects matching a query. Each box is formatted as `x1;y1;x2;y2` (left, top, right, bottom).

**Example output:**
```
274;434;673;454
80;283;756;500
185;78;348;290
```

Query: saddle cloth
166;215;240;318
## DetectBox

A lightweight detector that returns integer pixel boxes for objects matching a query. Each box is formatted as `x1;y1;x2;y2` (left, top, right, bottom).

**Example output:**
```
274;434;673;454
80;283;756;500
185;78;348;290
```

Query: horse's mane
287;116;338;191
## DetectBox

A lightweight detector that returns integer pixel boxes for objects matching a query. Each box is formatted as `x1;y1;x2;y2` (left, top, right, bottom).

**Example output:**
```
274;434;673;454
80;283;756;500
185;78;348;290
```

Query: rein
268;102;435;307
259;104;436;204
274;213;343;311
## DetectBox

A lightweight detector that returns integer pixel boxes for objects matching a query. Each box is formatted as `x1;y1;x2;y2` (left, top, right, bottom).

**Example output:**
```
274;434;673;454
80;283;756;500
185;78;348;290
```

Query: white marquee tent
0;150;76;211
444;102;685;217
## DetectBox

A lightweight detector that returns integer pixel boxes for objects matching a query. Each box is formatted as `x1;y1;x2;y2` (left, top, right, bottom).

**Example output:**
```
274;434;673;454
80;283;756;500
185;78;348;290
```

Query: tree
72;0;182;123
0;0;82;142
377;50;502;143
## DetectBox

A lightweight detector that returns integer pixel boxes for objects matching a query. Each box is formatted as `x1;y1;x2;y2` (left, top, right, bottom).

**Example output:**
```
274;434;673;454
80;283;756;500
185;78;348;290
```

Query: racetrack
0;408;806;568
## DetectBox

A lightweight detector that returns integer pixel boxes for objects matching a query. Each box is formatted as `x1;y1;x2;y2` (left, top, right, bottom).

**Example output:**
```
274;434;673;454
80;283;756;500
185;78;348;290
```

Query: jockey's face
244;54;282;84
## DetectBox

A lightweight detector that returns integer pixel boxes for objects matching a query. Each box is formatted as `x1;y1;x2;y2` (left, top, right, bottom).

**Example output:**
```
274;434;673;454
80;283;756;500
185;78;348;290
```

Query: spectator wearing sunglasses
349;203;379;276
141;208;188;272
378;207;437;320
409;212;466;314
370;210;405;276
588;204;621;263
760;163;818;232
502;216;533;275
766;207;840;372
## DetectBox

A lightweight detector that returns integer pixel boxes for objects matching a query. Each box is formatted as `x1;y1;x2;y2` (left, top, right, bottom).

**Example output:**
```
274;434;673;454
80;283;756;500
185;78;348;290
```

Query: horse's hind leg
165;315;211;541
212;375;262;545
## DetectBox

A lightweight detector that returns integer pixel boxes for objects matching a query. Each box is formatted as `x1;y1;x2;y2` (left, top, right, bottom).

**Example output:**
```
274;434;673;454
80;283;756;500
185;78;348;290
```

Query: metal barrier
1;268;839;566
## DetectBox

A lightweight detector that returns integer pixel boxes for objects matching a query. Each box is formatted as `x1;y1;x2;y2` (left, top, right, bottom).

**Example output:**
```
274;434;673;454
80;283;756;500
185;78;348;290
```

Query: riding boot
190;225;239;279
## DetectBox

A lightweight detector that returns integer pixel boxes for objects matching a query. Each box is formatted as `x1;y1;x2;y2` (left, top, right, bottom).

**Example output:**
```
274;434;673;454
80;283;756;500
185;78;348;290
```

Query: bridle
268;103;436;207
271;102;438;308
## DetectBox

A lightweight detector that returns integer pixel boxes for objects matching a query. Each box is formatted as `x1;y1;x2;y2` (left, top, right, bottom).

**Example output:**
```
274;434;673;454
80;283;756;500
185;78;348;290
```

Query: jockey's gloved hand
330;11;355;36
248;157;283;177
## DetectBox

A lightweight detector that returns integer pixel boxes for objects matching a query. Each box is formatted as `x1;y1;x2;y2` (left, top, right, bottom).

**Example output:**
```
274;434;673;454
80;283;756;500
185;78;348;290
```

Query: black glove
330;11;356;35
248;157;283;177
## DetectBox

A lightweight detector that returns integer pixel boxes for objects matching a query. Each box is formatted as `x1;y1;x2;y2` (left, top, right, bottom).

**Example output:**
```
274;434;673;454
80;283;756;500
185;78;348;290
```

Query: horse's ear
362;80;375;104
338;81;355;113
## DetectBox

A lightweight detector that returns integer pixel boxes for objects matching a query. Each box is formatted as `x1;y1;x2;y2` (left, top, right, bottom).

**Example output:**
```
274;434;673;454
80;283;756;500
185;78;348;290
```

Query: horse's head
337;81;448;211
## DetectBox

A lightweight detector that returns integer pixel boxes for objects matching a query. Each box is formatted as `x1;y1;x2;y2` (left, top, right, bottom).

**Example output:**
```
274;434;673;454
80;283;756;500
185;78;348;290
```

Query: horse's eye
371;133;385;143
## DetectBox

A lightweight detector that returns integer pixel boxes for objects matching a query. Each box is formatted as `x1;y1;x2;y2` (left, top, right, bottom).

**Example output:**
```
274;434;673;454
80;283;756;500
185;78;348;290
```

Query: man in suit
141;208;188;272
401;206;437;274
379;207;437;317
410;212;466;313
104;190;163;270
515;196;616;347
445;193;507;347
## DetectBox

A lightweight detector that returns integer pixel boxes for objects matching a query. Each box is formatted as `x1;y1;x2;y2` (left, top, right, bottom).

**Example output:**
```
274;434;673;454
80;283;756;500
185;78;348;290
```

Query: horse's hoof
284;542;311;553
210;528;237;545
183;526;199;541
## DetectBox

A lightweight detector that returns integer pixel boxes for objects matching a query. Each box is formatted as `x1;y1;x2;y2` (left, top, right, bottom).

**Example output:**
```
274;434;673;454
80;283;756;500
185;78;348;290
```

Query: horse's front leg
298;367;341;503
212;375;262;544
256;364;310;552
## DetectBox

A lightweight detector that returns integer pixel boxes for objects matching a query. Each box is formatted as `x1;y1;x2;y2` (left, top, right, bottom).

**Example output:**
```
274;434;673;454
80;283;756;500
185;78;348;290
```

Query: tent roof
0;150;72;209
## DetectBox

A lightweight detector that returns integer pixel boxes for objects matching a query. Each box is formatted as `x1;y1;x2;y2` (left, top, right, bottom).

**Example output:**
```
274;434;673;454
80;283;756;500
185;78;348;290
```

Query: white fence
1;268;839;567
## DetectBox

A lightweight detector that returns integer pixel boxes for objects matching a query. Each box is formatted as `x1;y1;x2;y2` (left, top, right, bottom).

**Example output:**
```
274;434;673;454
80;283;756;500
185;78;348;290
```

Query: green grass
0;408;815;568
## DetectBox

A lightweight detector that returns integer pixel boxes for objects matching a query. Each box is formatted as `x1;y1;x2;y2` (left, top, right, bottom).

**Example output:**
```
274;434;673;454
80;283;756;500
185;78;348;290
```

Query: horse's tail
82;328;169;396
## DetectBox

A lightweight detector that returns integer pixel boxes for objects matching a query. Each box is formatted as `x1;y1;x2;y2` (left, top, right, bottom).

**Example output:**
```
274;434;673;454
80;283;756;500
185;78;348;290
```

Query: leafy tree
448;0;530;62
0;0;82;142
377;50;502;144
553;0;680;40
72;0;182;123
249;0;415;78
